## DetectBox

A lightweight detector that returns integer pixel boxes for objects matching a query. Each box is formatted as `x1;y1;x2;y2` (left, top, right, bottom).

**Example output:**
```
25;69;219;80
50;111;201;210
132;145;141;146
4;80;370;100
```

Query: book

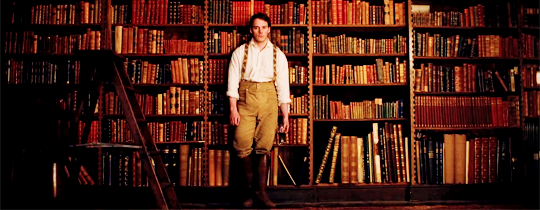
315;126;338;184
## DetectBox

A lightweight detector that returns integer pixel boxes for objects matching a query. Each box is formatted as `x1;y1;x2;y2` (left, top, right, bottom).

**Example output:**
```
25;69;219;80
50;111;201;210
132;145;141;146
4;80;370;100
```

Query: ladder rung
137;118;146;123
161;182;173;189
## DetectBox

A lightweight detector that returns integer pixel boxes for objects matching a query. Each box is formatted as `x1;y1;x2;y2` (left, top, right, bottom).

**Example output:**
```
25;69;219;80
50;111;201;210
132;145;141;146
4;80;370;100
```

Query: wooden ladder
69;50;180;210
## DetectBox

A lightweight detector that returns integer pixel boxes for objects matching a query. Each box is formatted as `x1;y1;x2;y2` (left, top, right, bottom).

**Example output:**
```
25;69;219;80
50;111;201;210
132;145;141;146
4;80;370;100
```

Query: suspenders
240;42;278;82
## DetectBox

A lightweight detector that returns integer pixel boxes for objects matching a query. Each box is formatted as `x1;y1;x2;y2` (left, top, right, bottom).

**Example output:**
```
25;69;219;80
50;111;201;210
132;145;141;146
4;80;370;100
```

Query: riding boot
254;154;276;208
241;155;254;208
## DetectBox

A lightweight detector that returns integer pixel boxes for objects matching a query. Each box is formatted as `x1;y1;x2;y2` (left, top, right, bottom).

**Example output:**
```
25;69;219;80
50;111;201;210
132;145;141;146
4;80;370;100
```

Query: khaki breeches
234;81;278;158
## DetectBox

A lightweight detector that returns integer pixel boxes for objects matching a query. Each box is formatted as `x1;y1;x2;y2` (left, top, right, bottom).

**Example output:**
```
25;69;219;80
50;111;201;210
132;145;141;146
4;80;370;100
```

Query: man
226;13;290;208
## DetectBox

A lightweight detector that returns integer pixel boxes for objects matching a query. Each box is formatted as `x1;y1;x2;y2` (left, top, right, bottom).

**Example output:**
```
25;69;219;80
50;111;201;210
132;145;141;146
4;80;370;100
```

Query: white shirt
226;38;291;105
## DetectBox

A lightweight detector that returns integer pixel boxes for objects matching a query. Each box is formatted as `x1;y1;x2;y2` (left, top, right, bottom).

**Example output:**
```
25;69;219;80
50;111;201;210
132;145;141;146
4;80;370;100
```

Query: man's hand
278;116;289;133
230;110;240;126
229;96;240;126
278;103;289;133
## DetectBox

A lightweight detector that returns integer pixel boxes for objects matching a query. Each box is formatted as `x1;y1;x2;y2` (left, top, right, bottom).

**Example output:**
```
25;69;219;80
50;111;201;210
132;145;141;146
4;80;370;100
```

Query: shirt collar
249;38;273;50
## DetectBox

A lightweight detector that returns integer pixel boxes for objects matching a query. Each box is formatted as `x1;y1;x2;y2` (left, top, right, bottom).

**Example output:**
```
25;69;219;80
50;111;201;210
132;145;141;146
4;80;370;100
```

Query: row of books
314;58;407;84
412;3;518;27
524;90;540;118
289;94;309;114
525;123;539;183
311;0;406;25
207;149;231;186
523;7;540;28
523;122;540;148
313;95;404;120
523;64;539;88
275;118;308;145
79;121;100;143
289;65;308;84
415;96;520;128
180;146;204;186
269;29;308;54
10;0;104;25
113;26;204;55
124;58;203;85
208;59;227;84
208;29;249;54
74;165;97;186
521;33;538;58
208;122;229;145
4;30;102;54
56;91;79;112
414;132;511;184
103;120;204;143
330;99;404;120
413;33;520;58
254;1;307;25
413;64;519;93
316;123;410;184
313;34;407;55
208;0;250;25
5;59;82;85
209;91;226;115
126;1;203;24
101;150;148;187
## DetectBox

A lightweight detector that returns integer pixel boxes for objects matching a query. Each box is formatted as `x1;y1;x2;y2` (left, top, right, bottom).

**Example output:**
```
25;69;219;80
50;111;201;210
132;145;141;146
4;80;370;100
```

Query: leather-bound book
223;150;230;186
444;134;455;184
179;145;189;186
488;137;497;183
454;134;467;184
315;126;338;184
341;135;350;184
350;136;358;183
480;137;489;183
208;149;215;186
216;150;223;186
329;132;341;184
372;123;382;183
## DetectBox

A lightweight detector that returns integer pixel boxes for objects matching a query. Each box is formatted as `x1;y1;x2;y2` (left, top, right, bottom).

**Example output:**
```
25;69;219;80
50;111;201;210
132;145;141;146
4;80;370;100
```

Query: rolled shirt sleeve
275;52;291;105
226;46;242;100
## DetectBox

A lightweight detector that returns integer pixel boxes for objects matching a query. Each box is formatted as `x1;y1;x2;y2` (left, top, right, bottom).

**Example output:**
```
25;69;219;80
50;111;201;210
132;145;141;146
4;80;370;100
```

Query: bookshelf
2;0;539;207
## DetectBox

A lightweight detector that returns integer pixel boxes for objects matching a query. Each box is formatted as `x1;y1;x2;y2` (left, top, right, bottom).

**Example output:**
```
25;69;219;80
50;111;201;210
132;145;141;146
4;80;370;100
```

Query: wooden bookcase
2;0;539;206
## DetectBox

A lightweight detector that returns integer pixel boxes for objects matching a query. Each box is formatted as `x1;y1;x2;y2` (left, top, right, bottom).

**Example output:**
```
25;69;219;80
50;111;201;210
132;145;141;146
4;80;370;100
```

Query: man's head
249;13;271;43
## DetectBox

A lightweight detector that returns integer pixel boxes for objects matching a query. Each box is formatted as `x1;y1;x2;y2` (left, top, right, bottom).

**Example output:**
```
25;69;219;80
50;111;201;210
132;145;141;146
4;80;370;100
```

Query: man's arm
276;52;291;132
229;97;240;126
227;47;242;126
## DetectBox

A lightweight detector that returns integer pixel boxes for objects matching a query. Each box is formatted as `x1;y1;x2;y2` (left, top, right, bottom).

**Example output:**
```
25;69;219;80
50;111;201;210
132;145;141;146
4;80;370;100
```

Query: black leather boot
254;154;276;208
240;155;254;208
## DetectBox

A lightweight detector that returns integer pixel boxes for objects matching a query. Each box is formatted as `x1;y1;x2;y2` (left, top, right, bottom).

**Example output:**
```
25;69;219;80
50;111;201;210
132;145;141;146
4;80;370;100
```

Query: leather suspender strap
239;42;278;82
272;45;277;82
240;43;249;81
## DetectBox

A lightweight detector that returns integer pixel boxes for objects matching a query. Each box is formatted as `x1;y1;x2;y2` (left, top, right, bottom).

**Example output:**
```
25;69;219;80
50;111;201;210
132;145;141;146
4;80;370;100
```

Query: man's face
250;18;270;43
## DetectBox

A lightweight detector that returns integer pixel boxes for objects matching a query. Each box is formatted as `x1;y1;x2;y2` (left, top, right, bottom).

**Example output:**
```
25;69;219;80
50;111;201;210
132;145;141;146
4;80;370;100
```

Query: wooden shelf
314;83;407;87
413;56;519;61
525;117;539;120
208;114;309;117
209;53;306;57
272;24;308;27
117;53;204;57
315;183;409;188
313;53;406;57
112;24;204;27
104;114;204;118
524;87;540;91
290;83;308;87
5;24;102;28
414;91;520;96
522;27;540;31
523;57;540;62
413;26;519;30
273;144;309;147
415;126;521;131
314;118;407;122
69;143;141;149
312;24;405;32
207;24;307;28
155;141;205;144
4;54;79;57
130;83;205;87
